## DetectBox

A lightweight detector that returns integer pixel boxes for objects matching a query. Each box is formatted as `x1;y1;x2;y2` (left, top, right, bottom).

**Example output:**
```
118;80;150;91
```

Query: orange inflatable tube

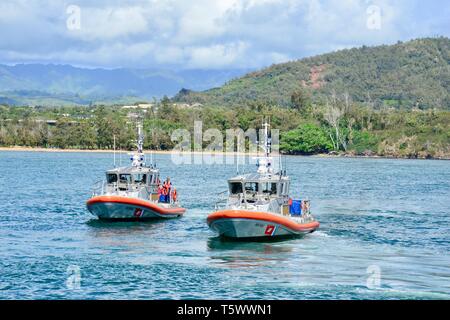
207;210;319;231
87;196;186;215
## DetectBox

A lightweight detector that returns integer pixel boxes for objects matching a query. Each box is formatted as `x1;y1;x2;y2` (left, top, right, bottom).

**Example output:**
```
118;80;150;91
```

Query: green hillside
174;37;450;109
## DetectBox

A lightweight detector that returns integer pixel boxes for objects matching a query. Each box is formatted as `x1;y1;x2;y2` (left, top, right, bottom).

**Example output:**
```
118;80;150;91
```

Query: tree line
1;96;449;159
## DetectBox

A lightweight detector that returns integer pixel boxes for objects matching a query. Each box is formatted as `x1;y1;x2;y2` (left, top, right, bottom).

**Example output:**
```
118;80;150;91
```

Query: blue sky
0;0;448;70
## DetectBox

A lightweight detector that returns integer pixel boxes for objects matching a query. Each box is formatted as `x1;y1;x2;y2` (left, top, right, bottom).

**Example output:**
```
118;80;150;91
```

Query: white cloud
153;46;184;64
174;1;237;44
0;0;448;69
186;41;249;68
69;6;150;41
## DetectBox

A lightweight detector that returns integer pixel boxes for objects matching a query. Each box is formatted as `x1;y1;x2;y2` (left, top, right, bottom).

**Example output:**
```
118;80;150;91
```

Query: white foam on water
311;230;331;238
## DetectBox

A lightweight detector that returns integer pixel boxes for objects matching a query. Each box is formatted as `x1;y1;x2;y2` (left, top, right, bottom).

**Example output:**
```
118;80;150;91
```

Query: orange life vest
163;181;171;195
171;189;177;201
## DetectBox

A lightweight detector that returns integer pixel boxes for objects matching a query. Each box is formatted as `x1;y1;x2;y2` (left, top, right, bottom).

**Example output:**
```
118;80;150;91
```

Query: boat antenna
150;150;153;168
113;134;116;167
236;134;240;174
256;133;259;158
129;117;145;167
150;128;154;168
262;119;270;158
278;145;282;175
254;118;274;175
284;153;287;176
137;121;144;155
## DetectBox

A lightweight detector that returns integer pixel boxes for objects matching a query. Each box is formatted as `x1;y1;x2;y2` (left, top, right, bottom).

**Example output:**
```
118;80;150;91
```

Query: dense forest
174;37;450;110
1;97;449;159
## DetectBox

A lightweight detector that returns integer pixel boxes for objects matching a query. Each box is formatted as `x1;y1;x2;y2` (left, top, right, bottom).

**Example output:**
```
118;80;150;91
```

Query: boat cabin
227;173;290;204
105;166;160;194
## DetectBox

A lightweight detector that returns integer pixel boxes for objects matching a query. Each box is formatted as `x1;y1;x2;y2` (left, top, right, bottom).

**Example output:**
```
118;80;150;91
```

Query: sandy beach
1;146;448;160
0;146;264;156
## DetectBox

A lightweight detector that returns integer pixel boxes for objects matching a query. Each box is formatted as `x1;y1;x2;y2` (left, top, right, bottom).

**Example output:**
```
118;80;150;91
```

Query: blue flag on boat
289;200;302;215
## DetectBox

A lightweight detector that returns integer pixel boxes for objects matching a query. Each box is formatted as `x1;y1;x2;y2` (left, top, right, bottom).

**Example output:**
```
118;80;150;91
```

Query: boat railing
138;187;150;201
230;193;247;209
214;190;229;210
92;180;126;196
301;199;311;216
268;199;281;214
287;199;313;222
91;180;106;196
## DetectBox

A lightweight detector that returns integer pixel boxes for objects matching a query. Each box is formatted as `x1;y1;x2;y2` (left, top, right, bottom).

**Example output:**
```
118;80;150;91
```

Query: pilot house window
261;182;278;195
133;174;147;184
119;174;132;184
107;174;117;184
230;182;243;194
244;182;258;193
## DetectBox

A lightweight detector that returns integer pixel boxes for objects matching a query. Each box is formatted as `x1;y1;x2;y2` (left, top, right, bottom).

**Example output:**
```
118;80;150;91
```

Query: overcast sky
0;0;448;70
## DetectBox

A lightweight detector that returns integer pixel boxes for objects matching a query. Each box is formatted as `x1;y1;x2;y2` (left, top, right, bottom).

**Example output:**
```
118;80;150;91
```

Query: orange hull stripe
86;196;186;215
207;210;319;231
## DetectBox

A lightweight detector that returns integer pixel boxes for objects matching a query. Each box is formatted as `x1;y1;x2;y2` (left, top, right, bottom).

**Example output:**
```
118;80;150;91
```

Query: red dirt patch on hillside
302;64;326;89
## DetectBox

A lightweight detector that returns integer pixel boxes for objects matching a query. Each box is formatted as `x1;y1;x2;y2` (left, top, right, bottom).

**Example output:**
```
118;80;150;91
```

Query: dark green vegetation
1;100;449;159
1;38;449;158
174;37;450;110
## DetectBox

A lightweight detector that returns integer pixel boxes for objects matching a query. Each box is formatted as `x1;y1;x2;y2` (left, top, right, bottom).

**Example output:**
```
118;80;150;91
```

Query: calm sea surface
0;151;449;299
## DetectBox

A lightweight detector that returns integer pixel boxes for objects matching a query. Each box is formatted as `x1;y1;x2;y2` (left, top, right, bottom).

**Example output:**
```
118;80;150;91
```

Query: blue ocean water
0;151;449;299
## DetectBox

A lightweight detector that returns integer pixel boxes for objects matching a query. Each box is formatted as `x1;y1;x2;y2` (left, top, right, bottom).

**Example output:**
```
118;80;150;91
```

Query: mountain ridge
174;37;450;109
0;64;250;106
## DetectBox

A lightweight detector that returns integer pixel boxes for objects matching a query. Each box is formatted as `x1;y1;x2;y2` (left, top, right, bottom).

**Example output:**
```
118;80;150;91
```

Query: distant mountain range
2;37;449;109
0;64;249;106
174;37;450;109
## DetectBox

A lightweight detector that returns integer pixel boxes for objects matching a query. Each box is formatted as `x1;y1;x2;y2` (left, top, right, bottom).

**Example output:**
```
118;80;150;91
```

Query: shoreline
0;146;448;160
0;146;260;156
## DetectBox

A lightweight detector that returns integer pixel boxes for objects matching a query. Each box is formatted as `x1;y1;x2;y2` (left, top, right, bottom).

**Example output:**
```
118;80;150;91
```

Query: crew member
163;177;172;203
157;184;165;203
171;187;178;203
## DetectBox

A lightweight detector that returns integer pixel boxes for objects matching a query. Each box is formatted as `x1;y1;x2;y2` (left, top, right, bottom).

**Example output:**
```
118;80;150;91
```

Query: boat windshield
107;174;117;184
133;173;147;184
261;182;278;195
230;181;278;196
119;174;132;184
244;182;258;194
117;173;147;185
229;182;243;195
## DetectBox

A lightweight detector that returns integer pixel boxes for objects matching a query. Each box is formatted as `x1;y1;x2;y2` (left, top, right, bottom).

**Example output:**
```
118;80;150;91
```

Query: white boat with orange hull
87;195;185;220
207;121;319;240
207;210;319;239
86;121;185;220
